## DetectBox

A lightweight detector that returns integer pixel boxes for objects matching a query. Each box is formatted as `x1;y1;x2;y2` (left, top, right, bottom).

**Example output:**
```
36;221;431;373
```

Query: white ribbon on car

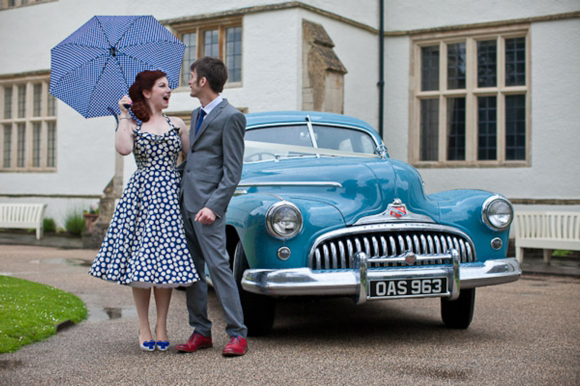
243;140;379;163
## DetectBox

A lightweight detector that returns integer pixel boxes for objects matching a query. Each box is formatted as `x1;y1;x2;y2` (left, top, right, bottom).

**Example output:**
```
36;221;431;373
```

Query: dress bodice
133;116;181;171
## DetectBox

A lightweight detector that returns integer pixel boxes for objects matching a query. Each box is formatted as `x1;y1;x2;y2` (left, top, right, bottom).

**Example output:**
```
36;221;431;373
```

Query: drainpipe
378;0;385;139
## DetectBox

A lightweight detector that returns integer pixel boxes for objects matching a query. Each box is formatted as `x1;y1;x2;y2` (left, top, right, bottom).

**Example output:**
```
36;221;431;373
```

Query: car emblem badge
388;199;407;218
405;252;416;265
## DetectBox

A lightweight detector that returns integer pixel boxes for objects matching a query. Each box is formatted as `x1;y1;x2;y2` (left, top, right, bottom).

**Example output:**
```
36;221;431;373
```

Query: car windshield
244;124;379;163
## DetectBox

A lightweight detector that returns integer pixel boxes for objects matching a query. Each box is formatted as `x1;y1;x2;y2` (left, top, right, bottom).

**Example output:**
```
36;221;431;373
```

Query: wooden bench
0;203;47;240
514;211;580;264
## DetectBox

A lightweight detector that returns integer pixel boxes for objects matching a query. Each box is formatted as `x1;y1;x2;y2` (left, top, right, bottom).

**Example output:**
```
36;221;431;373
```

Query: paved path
0;245;579;385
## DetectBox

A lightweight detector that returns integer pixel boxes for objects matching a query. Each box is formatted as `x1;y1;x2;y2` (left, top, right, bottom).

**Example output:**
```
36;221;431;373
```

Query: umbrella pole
107;107;124;195
108;107;119;127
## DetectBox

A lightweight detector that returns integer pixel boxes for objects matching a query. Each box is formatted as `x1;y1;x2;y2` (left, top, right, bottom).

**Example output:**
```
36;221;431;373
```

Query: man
176;56;248;356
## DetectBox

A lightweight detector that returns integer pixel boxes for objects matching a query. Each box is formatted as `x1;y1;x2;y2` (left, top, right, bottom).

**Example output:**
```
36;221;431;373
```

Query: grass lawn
0;276;87;353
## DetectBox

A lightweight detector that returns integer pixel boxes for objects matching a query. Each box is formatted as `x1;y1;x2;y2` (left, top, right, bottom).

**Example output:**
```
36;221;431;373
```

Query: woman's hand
118;95;132;116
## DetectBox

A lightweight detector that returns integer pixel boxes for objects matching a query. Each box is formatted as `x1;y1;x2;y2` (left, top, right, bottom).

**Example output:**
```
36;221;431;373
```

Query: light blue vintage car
224;111;521;336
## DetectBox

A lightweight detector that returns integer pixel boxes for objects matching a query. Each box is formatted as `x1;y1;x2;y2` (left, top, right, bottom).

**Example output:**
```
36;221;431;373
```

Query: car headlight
266;201;303;239
482;195;513;231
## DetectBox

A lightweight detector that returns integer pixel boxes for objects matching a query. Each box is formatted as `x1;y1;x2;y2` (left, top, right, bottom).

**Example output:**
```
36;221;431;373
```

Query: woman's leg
132;287;153;343
153;287;173;341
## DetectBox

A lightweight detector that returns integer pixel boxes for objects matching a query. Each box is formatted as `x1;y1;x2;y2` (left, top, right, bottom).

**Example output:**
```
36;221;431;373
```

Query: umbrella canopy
50;15;185;119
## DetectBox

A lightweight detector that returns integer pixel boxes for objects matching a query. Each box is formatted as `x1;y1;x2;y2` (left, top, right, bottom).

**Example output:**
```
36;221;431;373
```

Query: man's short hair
190;56;228;93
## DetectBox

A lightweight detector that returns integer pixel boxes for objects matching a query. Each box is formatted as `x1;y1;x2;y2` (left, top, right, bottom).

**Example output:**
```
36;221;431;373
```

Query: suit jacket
180;99;246;218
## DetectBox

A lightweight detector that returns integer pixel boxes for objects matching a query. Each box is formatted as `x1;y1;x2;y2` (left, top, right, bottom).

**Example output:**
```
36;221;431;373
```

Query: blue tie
195;109;206;135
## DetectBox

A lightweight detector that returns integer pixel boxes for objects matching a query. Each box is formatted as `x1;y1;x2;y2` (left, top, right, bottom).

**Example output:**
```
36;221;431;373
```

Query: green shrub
43;217;56;233
553;250;570;257
64;211;85;236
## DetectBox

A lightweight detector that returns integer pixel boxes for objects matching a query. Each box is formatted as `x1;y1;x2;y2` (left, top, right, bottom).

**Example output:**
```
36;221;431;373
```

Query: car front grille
309;223;476;270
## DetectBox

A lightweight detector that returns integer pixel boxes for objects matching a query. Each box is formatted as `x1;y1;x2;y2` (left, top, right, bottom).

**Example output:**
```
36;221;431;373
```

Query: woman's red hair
128;70;167;122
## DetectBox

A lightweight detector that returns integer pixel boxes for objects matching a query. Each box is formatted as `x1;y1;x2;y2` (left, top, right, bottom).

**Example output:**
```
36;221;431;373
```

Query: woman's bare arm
171;116;190;157
115;95;136;155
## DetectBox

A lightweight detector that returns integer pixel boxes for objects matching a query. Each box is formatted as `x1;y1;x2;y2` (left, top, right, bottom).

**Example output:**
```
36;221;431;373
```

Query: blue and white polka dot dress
89;116;199;288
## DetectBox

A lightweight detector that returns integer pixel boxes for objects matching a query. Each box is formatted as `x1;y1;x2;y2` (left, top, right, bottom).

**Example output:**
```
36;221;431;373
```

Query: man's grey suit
180;98;247;338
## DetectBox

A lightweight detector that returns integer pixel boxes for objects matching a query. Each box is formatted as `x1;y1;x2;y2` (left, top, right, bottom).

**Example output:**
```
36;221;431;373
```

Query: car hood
239;157;439;225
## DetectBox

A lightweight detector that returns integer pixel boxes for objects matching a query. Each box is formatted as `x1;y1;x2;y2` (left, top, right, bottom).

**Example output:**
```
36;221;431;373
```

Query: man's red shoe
222;335;248;357
175;332;213;353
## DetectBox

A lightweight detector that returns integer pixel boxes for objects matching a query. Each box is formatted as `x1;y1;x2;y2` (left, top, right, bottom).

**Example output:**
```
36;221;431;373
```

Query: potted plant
83;205;99;233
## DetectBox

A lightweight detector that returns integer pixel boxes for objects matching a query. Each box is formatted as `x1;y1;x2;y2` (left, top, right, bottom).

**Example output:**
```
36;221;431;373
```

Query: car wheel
233;241;276;336
441;288;475;329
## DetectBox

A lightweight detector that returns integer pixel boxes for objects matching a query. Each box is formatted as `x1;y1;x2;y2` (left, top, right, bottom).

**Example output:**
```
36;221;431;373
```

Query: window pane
506;37;526;86
181;32;197;86
477;40;497;87
18;84;26;118
226;27;242;83
4;87;12;119
33;83;42;117
47;121;56;168
478;96;497;160
312;125;376;154
420;99;439;161
245;125;313;147
505;95;526;160
203;30;219;58
421;46;439;91
3;124;11;168
32;122;41;167
47;90;56;116
447;43;466;89
446;97;465;160
17;123;25;167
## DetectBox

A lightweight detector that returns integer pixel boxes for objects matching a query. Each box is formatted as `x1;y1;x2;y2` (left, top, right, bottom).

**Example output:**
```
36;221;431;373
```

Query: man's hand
195;207;216;225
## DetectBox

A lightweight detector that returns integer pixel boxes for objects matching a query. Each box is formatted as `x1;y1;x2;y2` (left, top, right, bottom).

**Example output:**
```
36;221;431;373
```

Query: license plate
369;278;447;298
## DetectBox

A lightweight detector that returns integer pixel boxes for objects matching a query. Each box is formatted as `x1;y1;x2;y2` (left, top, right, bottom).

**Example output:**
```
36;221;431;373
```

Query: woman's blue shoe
140;340;156;351
156;340;170;351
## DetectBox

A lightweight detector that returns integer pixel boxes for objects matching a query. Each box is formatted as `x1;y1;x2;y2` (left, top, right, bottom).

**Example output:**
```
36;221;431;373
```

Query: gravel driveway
0;245;578;385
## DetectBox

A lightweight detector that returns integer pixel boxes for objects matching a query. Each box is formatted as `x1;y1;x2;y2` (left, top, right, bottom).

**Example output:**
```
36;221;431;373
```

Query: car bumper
241;253;521;304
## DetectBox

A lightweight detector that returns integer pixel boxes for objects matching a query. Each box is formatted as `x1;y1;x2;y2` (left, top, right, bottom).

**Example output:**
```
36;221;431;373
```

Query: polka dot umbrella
50;15;185;119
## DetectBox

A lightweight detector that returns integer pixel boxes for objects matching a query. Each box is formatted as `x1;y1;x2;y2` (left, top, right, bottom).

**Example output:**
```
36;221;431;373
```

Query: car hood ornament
388;198;407;218
354;198;435;225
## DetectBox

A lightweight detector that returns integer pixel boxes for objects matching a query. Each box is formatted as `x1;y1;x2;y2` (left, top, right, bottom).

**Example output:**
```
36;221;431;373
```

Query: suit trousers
181;206;247;338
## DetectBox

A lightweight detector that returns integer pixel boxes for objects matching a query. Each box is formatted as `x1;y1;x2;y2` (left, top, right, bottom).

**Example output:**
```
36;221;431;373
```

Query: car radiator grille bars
309;228;475;270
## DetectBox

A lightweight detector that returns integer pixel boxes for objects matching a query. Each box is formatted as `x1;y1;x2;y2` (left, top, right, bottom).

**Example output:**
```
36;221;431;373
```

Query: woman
89;70;199;352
